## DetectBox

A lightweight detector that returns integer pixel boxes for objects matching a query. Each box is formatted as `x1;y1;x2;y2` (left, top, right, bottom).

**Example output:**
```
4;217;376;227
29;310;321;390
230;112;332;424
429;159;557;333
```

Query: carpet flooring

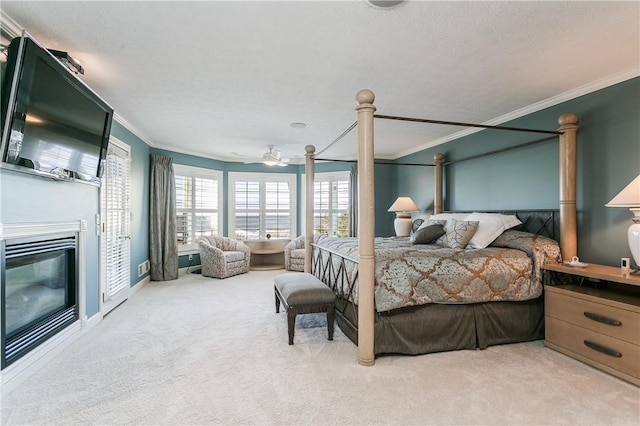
1;269;639;425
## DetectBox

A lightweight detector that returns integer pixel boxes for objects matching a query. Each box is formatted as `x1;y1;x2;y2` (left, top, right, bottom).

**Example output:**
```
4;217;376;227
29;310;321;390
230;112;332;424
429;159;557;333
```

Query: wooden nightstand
543;263;640;386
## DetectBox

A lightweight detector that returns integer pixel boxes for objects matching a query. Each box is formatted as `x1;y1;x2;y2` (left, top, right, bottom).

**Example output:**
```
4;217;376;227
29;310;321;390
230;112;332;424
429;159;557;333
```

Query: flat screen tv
1;32;113;186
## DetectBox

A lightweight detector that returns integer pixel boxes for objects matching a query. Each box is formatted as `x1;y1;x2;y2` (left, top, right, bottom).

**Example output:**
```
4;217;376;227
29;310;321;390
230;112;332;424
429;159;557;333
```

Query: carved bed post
434;153;444;214
558;113;579;260
355;89;376;366
304;145;316;273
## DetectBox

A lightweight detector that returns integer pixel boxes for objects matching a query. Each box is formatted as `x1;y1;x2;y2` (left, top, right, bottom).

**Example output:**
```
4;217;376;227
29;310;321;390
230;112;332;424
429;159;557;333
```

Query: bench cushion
274;273;335;306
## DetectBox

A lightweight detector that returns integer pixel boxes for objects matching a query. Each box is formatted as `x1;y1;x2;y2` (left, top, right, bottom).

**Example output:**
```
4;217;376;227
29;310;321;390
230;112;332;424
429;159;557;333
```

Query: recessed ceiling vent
364;0;405;10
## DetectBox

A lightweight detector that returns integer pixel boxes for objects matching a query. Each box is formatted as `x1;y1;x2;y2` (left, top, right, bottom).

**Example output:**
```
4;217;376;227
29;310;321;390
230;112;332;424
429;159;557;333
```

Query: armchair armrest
197;239;225;260
232;240;251;255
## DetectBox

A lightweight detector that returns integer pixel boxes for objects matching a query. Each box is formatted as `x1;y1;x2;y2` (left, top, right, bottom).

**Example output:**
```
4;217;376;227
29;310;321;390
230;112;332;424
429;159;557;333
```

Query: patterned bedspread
313;230;561;312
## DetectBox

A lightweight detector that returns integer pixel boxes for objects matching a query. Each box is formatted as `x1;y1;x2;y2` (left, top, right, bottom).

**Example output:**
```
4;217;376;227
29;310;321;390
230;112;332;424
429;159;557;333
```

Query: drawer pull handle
583;340;622;358
583;311;622;327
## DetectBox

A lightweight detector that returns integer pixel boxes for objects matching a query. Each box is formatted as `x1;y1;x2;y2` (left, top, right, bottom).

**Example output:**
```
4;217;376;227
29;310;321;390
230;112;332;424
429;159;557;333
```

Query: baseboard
82;312;102;332
130;275;150;297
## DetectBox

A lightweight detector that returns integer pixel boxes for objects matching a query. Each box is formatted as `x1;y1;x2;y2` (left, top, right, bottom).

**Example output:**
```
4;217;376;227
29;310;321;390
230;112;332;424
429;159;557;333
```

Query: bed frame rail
310;209;559;345
442;209;559;240
311;242;359;321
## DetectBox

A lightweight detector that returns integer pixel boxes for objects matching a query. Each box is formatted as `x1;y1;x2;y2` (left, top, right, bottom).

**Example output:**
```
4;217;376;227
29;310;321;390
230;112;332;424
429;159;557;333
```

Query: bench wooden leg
287;310;296;345
327;305;335;341
275;289;281;313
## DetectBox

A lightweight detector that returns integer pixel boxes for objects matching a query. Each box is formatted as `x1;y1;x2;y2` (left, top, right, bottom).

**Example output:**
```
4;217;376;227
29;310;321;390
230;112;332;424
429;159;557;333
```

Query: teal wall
0;119;151;318
394;77;640;267
0;169;102;316
110;121;151;287
148;149;396;243
1;28;636;319
148;149;361;267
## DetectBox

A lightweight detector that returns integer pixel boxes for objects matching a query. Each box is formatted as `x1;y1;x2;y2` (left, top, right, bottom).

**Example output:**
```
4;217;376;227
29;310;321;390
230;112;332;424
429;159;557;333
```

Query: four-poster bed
303;89;579;366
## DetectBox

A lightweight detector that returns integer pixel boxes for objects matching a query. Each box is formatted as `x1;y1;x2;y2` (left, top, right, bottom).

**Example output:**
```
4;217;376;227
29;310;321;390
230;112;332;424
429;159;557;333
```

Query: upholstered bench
274;272;336;345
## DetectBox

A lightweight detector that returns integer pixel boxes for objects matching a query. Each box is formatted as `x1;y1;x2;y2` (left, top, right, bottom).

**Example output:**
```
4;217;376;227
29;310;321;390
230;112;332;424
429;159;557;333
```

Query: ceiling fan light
262;145;284;166
262;152;279;166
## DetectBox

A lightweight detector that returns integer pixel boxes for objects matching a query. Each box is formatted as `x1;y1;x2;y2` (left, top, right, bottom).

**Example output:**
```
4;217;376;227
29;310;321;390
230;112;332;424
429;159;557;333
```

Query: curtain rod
314;121;357;156
444;135;558;165
314;113;560;162
374;114;562;136
314;158;435;167
316;135;555;166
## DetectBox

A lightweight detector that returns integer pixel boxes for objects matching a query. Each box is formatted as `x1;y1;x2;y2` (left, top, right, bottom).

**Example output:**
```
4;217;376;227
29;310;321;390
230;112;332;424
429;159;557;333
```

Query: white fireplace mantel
1;220;89;394
0;220;87;240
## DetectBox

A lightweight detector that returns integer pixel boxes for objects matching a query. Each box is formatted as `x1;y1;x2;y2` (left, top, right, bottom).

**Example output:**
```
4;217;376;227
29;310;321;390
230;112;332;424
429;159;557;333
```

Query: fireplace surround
0;221;86;389
2;232;78;367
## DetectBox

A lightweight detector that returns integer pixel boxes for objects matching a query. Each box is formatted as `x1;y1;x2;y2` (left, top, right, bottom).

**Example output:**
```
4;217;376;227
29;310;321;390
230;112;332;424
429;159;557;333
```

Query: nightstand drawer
545;289;640;345
546;317;640;380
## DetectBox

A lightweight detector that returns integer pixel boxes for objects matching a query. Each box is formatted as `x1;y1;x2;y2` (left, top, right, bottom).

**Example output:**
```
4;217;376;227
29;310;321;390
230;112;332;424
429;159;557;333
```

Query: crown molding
0;11;23;39
151;140;231;162
114;114;246;163
112;112;157;147
394;68;640;159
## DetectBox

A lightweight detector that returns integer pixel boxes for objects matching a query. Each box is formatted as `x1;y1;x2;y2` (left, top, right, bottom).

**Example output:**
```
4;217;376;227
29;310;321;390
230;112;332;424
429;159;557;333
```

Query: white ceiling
1;1;638;164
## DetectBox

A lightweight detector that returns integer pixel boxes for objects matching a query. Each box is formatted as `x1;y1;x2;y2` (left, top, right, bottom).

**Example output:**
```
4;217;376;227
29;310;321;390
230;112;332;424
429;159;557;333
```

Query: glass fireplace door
1;233;78;367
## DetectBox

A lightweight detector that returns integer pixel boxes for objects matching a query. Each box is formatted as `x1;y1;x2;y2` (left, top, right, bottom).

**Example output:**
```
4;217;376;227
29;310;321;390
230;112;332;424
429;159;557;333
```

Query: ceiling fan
261;145;288;167
231;145;290;167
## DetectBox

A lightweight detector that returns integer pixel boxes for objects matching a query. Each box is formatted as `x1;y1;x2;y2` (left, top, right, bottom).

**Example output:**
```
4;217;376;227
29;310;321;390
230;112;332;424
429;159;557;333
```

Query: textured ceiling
1;1;638;163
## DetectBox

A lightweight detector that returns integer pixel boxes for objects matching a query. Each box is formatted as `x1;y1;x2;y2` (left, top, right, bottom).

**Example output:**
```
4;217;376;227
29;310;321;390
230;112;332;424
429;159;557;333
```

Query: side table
244;239;289;271
543;263;640;386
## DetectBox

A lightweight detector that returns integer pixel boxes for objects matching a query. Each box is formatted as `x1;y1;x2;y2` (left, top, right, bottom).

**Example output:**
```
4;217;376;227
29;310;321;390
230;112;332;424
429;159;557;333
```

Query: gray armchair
196;236;251;279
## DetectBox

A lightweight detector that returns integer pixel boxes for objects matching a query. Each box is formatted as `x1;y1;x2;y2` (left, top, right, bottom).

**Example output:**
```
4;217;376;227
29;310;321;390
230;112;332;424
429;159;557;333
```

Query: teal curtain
149;154;178;281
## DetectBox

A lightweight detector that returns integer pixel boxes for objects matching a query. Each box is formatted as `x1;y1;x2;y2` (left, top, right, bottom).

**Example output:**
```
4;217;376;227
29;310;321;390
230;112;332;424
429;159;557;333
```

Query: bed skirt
334;296;545;356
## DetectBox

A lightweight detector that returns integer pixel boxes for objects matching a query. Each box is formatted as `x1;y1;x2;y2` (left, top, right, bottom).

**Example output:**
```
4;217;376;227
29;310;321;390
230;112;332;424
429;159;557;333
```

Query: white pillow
464;212;522;249
429;213;470;221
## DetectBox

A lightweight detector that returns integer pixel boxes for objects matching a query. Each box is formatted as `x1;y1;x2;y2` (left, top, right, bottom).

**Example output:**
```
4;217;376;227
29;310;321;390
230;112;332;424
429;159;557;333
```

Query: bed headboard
413;209;559;240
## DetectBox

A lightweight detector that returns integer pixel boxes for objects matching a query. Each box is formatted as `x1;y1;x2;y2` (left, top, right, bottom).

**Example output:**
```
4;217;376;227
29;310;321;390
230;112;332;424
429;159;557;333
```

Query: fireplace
1;226;80;368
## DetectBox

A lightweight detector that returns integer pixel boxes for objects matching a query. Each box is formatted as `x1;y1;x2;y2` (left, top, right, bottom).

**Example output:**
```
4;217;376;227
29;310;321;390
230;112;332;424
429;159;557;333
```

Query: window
100;139;131;314
303;171;350;237
174;164;223;252
229;172;296;240
314;172;350;237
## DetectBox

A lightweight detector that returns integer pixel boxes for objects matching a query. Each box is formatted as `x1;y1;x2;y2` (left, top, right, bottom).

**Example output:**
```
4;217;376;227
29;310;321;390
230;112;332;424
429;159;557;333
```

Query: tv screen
1;34;113;185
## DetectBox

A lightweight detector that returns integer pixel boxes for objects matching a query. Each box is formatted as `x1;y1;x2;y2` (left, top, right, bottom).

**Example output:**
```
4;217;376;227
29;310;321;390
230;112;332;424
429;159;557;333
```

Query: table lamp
388;196;419;237
605;174;640;271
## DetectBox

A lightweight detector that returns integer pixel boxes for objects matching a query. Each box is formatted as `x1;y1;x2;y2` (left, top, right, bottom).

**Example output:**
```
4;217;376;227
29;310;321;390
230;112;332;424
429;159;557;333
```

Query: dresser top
544;263;640;287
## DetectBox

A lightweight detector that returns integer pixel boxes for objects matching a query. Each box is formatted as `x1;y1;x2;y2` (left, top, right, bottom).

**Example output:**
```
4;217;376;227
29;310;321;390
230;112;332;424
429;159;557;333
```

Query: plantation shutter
175;175;192;245
102;143;131;303
264;181;291;239
174;165;222;251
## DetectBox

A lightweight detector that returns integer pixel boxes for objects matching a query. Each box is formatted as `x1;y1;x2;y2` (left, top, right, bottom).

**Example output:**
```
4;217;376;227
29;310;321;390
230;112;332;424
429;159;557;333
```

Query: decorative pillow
436;219;480;249
415;218;447;231
464;212;522;249
411;224;446;245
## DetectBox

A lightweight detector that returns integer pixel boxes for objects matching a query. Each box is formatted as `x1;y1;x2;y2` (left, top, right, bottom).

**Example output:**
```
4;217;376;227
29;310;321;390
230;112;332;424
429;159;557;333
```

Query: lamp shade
387;197;419;213
388;197;419;237
605;175;640;207
606;174;640;270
